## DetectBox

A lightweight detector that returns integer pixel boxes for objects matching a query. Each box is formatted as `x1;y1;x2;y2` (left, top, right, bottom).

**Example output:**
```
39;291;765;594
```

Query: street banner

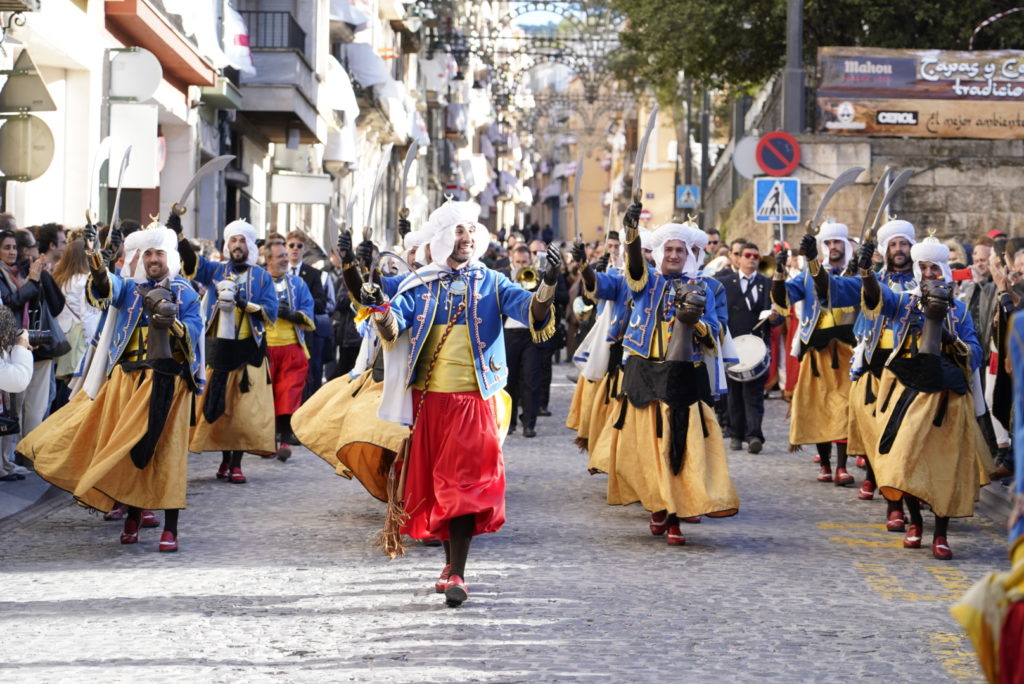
816;46;1024;139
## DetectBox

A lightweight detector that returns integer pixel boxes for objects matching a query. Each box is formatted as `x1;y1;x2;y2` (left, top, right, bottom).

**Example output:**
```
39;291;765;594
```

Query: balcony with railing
236;10;323;144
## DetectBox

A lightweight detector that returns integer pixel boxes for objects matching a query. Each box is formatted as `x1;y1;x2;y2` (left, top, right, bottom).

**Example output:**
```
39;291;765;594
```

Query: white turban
120;227;180;284
911;237;952;284
817;220;852;270
639;228;655;251
649;221;700;277
876;219;916;271
423;201;488;268
223;219;258;266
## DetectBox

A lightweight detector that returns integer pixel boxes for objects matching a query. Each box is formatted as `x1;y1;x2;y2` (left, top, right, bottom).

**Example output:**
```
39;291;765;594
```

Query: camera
25;329;52;347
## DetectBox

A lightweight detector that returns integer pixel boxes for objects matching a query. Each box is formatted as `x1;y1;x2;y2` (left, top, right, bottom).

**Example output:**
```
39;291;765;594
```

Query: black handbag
0;392;19;436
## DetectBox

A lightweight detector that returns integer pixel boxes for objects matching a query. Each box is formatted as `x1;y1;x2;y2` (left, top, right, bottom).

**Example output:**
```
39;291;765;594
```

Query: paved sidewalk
0;371;1005;682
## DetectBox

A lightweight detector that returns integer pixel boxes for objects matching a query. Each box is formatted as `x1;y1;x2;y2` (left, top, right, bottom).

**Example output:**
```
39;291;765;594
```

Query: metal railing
239;11;306;52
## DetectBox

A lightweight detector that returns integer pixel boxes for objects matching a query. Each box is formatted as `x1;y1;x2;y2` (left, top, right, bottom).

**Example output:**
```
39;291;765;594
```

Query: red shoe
649;511;668;536
816;465;833;482
681;516;701;524
216;463;230;479
666;524;686;546
886;510;906;532
140;510;159;528
229;467;247;484
120;518;139;544
903;524;922;548
931;536;953;561
856;455;867;468
435;564;451;593
104;504;128;521
834;468;855;487
445;575;468;606
159;530;178;553
812;453;821;464
857;480;876;500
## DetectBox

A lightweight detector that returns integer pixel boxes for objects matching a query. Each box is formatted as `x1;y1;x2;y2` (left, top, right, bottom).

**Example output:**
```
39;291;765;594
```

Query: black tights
220;450;243;468
816;441;848;470
127;507;179;535
276;415;293;440
441;514;475;578
905;497;949;538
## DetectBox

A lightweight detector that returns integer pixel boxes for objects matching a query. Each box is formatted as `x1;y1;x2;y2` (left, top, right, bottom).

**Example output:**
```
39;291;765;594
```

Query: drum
726;334;770;382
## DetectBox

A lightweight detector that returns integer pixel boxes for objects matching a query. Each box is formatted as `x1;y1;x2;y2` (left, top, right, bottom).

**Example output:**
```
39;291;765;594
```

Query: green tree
610;0;1024;95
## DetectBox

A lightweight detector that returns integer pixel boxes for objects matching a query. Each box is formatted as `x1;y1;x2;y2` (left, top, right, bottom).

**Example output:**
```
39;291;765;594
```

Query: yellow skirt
566;377;597;436
606;400;740;519
872;370;993;517
846;371;882;459
190;360;275;455
584;376;623;474
18;365;192;511
789;341;853;445
292;370;409;502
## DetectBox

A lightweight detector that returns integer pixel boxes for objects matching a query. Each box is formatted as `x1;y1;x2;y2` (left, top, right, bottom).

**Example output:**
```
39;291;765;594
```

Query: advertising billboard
816;46;1024;139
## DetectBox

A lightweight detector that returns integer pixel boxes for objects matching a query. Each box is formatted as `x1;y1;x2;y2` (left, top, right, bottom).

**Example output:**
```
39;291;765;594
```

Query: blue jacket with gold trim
191;257;278;346
86;273;205;391
830;270;917;376
781;266;853;344
270;273;316;351
389;265;549;399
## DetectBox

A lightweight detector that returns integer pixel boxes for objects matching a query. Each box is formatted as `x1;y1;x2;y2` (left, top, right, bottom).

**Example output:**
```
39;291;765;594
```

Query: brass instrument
757;254;777;277
515;266;539;291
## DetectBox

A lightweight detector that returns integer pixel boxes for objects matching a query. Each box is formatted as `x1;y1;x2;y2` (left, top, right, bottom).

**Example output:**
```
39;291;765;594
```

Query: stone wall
708;134;1024;251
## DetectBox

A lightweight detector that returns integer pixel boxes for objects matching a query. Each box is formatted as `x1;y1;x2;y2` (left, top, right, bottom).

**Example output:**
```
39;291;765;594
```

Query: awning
330;0;369;32
342;42;390;88
326;56;359;123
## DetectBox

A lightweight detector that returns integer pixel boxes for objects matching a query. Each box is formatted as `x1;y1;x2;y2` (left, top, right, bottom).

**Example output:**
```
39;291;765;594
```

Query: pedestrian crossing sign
753;177;800;223
676;184;699;209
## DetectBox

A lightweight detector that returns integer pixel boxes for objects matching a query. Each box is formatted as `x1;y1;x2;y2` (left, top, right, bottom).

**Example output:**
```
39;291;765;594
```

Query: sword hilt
171;202;188;216
399;207;410;220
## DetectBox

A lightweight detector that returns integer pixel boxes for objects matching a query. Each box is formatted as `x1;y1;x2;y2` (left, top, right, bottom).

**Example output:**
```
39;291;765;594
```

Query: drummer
717;241;782;453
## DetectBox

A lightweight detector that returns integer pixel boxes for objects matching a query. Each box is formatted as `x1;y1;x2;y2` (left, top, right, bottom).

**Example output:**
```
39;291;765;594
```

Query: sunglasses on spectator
707;240;720;246
287;242;304;248
743;252;760;259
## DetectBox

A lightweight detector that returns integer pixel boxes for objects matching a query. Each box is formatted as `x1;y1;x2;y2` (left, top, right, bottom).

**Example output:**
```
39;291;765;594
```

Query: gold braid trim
582;271;598;301
808;260;821;277
861;287;883;320
625;264;648;293
529;296;557;344
694;321;716;351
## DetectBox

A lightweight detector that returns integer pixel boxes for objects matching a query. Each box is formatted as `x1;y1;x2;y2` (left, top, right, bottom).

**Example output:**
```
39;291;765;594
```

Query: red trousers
401;390;505;541
1002;602;1024;684
267;343;308;417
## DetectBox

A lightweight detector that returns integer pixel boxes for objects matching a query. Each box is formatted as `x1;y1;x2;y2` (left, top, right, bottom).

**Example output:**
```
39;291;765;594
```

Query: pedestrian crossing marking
753;176;800;223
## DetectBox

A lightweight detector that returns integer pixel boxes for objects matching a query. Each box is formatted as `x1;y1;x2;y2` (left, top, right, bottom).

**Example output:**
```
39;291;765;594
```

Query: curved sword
572;153;584;242
364;143;394;239
857;166;894;243
171;154;236;216
632;104;659;203
865;168;914;242
86;137;111;226
398;141;420;220
811;166;865;231
105;145;133;247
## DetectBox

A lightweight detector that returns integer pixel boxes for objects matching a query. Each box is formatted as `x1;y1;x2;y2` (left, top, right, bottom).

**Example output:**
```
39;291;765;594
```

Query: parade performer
291;228;421;501
177;219;278;483
771;223;857;485
261;241;315;461
566;230;635;474
364;200;558;607
827;219;917;530
18;221;203;551
587;205;738;546
857;236;989;559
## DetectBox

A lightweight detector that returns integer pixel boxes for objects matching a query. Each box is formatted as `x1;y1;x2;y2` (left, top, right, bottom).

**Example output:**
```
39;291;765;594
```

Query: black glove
109;226;123;252
83;223;98;252
359;282;385;307
165;212;183;234
337;231;353;263
596;253;610;273
775;248;789;274
571;240;586;265
623;202;642;230
398;219;411;237
356;240;374;266
799;234;818;262
235;288;250;310
543;243;562;286
856;240;876;272
277;300;292;322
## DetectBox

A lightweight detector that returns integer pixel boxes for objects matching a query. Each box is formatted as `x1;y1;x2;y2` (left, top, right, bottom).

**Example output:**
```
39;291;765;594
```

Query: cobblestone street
0;371;1006;682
